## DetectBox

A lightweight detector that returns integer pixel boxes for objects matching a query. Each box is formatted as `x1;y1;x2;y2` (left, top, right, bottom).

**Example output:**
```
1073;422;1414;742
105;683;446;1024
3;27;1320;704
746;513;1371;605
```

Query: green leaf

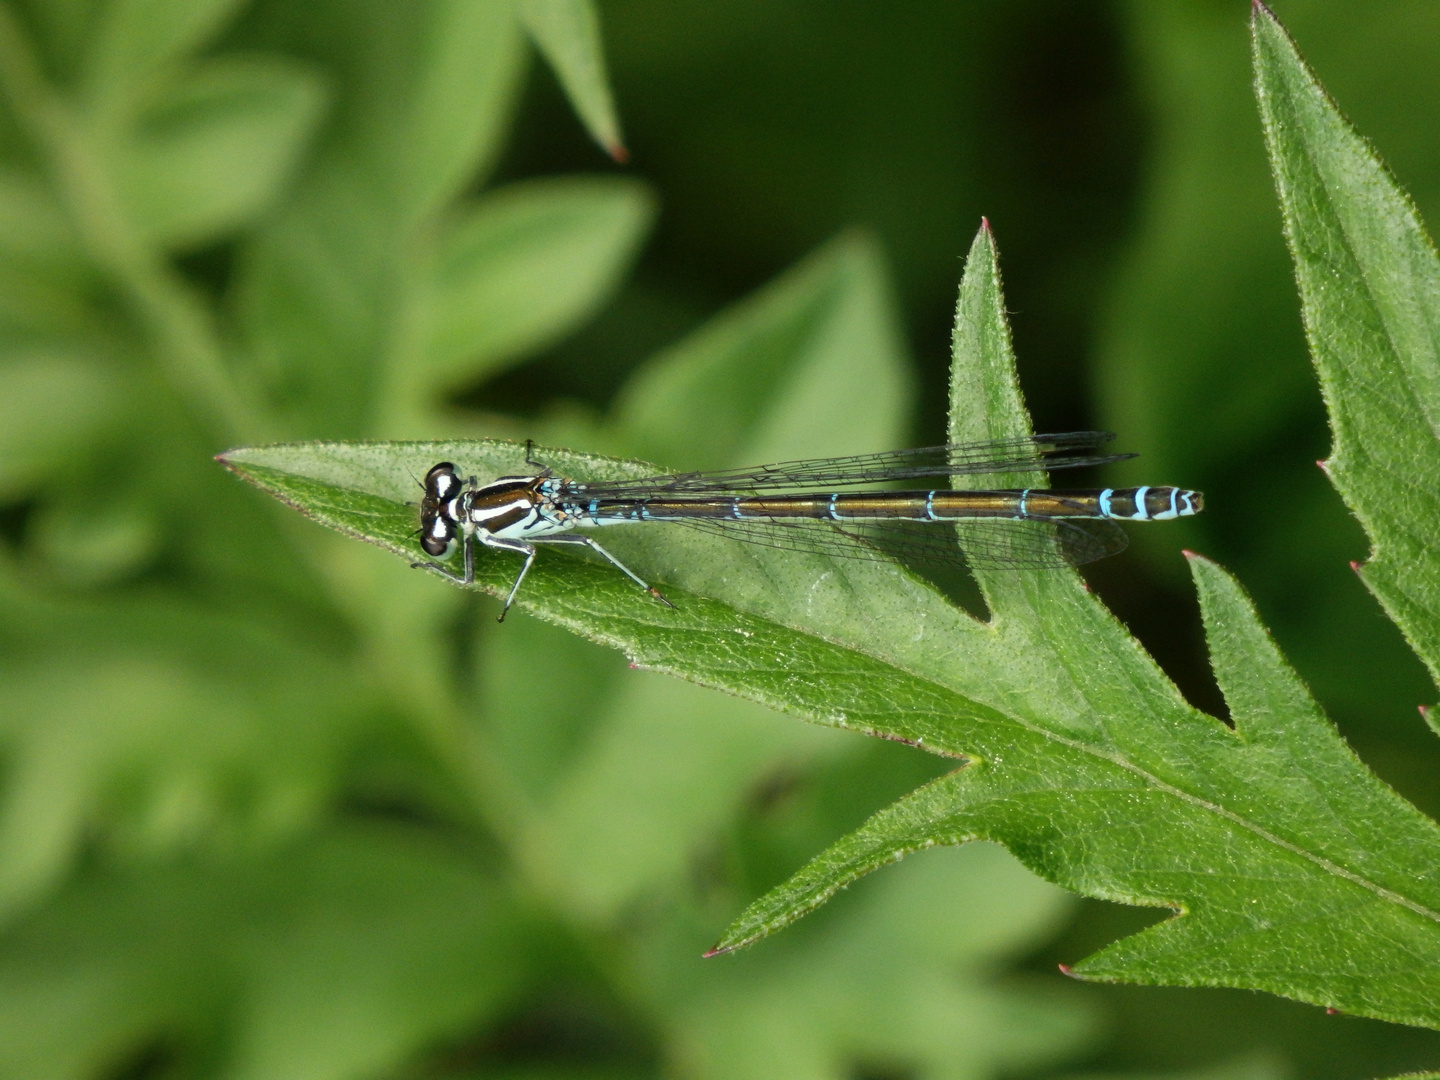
222;223;1440;1029
646;844;1090;1080
491;623;845;924
83;0;244;103
0;825;525;1080
0;581;375;924
718;228;1440;1029
1252;3;1440;688
516;0;625;161
474;234;911;924
610;230;911;469
410;176;653;401
0;172;100;335
1055;1053;1287;1080
0;350;119;499
118;57;326;248
235;0;526;434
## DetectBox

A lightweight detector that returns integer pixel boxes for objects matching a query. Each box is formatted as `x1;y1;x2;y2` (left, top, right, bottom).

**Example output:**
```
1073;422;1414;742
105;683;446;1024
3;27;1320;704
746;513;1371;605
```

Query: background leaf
517;0;625;160
0;825;526;1080
118;56;326;247
412;175;654;403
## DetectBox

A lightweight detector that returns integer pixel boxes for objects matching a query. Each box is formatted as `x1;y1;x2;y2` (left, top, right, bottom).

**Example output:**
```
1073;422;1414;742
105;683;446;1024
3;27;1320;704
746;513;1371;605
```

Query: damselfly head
419;462;461;558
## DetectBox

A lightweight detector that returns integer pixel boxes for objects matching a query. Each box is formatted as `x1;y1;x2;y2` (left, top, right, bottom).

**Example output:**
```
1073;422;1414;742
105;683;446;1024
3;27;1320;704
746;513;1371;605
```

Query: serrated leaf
222;217;1440;1029
0;826;525;1080
1252;4;1440;688
118;57;326;248
410;176;653;400
516;0;625;160
716;227;1440;1030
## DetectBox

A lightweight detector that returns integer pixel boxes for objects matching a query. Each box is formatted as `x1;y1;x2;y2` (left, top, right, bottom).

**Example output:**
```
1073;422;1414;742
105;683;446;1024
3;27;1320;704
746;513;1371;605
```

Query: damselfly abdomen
412;432;1202;620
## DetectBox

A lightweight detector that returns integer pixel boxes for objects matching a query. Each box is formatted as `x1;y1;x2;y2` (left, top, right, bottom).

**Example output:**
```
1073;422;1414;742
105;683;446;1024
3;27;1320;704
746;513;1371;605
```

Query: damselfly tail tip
650;587;677;609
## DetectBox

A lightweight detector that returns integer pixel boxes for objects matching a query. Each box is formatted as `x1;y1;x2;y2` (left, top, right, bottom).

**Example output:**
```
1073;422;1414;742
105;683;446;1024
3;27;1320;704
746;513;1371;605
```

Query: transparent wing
576;432;1132;497
662;514;1128;570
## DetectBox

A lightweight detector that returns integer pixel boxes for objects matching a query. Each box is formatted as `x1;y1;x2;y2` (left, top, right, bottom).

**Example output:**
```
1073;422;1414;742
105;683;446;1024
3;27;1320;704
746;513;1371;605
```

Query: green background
1;0;1438;1077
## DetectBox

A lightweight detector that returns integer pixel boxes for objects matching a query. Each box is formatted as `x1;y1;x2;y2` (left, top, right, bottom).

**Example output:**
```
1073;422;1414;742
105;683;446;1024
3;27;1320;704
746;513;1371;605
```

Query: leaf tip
1315;458;1332;476
608;142;630;164
214;449;244;477
1251;0;1275;20
980;215;992;232
702;944;728;958
1350;559;1365;575
1057;963;1077;978
1420;704;1440;738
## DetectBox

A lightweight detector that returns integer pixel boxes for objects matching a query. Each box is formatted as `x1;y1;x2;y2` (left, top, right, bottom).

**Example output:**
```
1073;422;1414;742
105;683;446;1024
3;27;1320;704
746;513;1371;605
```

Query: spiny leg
537;534;675;609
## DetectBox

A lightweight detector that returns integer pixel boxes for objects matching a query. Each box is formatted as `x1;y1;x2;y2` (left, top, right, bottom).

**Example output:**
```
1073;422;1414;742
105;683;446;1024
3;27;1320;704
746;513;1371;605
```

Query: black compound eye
425;462;459;500
419;510;456;558
421;521;455;558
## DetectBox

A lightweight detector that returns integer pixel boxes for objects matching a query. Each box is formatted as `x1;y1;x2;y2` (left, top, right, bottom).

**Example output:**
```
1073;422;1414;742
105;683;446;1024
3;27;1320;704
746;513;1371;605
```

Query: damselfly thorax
413;433;1202;621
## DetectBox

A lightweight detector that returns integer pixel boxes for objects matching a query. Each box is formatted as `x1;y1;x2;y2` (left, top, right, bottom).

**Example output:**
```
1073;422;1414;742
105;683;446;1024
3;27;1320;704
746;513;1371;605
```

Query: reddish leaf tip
608;143;630;164
1315;459;1331;474
980;216;992;231
1350;560;1365;574
1057;963;1075;977
1419;704;1431;719
702;945;727;958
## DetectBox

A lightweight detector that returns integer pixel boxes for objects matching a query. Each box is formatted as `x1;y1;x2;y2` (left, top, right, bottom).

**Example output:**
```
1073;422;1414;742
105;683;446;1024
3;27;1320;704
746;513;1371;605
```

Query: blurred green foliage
0;0;1437;1079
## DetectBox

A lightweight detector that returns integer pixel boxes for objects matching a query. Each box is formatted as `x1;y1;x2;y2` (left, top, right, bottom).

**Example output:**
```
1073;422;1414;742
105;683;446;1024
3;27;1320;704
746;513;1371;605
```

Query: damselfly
413;432;1201;620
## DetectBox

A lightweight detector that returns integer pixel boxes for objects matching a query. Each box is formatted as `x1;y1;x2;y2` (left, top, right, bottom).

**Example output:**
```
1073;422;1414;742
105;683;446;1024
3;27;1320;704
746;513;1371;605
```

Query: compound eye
422;536;456;559
425;462;460;500
420;514;455;558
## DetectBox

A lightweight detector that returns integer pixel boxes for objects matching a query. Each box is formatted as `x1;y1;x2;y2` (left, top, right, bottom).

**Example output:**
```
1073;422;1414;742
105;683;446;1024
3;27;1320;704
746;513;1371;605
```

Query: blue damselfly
413;432;1202;620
